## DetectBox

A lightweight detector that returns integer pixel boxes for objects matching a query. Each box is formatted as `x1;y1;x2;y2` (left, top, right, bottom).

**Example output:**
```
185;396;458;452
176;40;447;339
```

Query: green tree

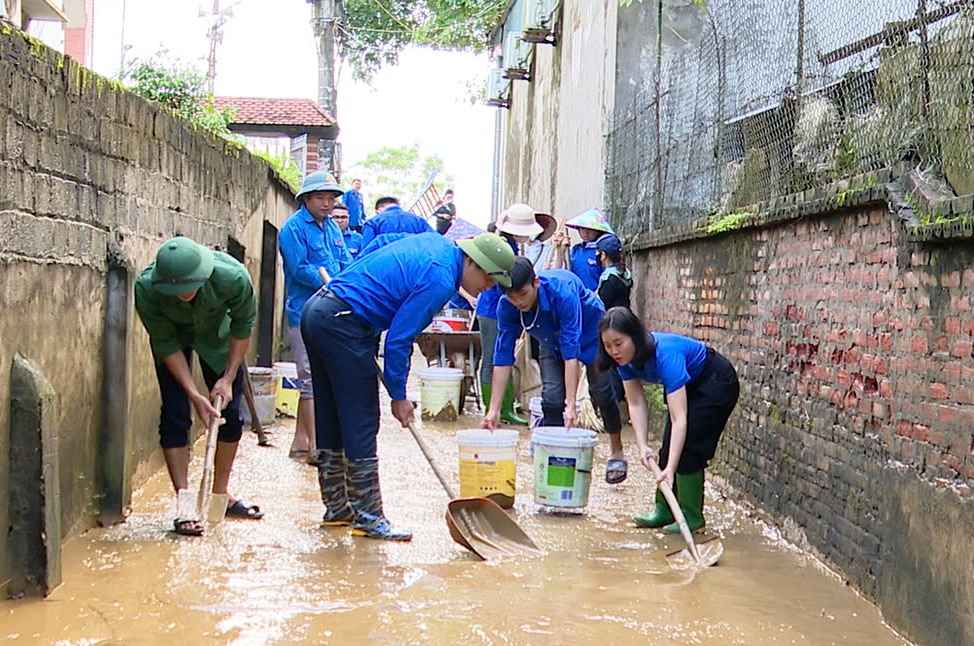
350;143;453;207
123;55;235;137
341;0;508;80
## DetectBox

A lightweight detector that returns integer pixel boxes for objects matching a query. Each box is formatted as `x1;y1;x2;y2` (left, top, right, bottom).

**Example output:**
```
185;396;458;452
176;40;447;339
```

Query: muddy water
2;384;910;644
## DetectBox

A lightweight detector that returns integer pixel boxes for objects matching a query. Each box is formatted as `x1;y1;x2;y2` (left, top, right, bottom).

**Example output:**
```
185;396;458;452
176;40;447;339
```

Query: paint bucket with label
528;397;583;430
418;367;464;422
273;361;300;417
456;429;519;509
241;366;277;426
531;427;598;508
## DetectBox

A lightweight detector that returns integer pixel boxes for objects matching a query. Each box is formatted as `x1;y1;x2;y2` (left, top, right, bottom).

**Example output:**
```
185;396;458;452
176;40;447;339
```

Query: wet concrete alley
2;382;912;645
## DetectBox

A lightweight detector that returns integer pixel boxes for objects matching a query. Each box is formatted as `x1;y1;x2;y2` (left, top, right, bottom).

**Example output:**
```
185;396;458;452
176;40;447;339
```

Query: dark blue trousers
301;290;380;460
154;348;244;448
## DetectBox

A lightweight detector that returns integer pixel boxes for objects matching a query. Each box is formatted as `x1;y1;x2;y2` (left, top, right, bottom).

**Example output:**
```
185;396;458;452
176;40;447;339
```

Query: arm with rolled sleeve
278;223;325;291
381;267;456;400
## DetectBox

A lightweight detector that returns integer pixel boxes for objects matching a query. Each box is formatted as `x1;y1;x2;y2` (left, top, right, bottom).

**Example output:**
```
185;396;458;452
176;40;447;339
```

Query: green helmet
457;233;516;288
150;237;215;296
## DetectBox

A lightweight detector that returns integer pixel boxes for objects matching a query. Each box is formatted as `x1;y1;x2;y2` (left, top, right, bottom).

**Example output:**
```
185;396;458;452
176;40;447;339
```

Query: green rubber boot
663;470;705;534
633;485;675;528
315;449;355;527
500;380;528;425
480;383;492;415
346;457;412;541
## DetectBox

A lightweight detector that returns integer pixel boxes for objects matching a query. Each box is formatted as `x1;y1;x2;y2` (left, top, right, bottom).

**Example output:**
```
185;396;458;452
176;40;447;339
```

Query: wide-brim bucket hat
457;232;517;288
566;207;615;234
496;203;544;240
151;237;215;296
296;171;343;200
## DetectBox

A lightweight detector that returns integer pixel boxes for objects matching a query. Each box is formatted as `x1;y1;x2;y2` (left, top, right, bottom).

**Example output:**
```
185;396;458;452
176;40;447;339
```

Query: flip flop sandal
605;458;629;484
226;499;265;520
174;518;204;536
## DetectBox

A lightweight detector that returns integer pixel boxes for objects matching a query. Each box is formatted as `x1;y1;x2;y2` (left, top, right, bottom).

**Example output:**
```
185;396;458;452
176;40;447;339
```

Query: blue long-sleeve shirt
495;270;605;367
357;232;412;258
343;229;364;258
278;206;352;326
343;189;366;228
328;232;464;400
359;205;432;247
570;241;603;291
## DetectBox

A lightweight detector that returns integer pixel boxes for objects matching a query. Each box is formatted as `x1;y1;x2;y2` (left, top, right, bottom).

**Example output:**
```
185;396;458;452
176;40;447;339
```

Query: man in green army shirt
135;236;263;536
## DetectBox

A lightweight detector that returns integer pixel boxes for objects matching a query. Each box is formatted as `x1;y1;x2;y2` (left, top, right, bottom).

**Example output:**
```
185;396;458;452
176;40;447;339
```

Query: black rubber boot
315;449;354;527
346;457;412;541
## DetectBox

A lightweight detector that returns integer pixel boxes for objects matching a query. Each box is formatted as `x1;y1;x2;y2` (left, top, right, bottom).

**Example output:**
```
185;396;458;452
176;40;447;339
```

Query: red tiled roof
212;97;337;128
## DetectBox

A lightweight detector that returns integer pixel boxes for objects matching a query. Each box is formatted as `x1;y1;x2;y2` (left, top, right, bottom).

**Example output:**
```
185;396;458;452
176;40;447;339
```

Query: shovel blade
206;493;229;526
666;535;723;570
445;497;541;561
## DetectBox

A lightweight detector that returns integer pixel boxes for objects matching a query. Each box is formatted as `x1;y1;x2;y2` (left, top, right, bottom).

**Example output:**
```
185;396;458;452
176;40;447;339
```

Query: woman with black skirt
597;307;740;533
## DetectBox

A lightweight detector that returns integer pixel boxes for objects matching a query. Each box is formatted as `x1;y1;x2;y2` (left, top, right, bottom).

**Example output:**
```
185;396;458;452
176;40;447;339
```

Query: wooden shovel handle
646;457;700;561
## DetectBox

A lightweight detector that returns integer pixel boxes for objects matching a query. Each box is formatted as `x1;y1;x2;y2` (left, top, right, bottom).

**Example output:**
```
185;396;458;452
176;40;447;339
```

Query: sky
85;0;498;227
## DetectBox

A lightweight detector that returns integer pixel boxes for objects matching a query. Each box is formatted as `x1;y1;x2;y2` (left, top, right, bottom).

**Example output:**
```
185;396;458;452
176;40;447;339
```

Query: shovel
241;360;272;447
405;417;541;561
197;395;230;527
373;357;540;560
647;458;723;569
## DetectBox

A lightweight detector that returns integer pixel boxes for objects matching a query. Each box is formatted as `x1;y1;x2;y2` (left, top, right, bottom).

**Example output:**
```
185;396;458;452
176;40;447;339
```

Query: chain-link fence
607;0;974;237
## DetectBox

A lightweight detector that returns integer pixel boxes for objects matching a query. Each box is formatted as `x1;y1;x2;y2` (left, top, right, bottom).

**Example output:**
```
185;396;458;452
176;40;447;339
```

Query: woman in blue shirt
597;307;739;533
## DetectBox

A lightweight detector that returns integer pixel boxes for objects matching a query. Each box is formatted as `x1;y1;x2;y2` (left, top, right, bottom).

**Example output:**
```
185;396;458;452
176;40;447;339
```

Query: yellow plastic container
274;361;300;418
456;429;519;509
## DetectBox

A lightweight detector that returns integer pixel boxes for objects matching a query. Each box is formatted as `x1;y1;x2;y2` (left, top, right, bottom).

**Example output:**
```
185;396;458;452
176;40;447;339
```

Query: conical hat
565;208;614;234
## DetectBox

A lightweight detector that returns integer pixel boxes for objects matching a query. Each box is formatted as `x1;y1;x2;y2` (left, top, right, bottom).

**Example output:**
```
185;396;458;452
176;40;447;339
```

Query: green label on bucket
547;456;576;487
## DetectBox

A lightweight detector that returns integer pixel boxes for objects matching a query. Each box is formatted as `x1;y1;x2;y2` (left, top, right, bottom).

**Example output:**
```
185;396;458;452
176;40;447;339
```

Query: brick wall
0;26;295;567
631;201;974;645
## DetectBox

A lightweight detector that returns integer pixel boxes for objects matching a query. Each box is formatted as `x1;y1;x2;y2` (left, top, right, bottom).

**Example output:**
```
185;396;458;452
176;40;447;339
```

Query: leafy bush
123;56;234;138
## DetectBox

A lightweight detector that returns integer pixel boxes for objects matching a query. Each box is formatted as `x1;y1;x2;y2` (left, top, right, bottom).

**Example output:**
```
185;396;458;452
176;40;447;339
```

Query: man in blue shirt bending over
482;257;627;484
278;171;351;462
359;197;432;247
301;232;515;541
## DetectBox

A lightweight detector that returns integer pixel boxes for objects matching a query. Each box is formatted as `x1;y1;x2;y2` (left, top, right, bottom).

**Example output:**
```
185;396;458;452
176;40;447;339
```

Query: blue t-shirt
494;270;605;367
617;332;709;394
328;232;463;400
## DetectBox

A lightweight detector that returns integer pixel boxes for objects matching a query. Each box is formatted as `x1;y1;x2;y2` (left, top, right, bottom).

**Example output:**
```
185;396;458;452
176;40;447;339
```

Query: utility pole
311;0;337;174
203;0;236;95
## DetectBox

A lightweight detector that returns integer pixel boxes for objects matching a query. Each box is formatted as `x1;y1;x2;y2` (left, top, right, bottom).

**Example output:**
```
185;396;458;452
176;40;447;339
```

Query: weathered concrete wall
0;25;294;576
501;0;616;222
629;194;974;645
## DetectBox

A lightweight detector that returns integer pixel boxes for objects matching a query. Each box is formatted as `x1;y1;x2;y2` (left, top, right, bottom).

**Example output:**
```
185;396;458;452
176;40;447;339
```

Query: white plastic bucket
418;367;464;422
531;427;599;508
456;429;520;509
241;366;276;426
273;361;300;417
529;397;583;430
